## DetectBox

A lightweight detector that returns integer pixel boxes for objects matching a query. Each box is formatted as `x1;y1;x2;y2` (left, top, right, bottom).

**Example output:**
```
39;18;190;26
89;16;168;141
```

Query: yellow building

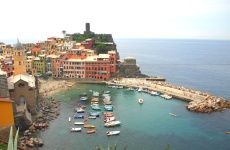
13;39;27;76
0;98;14;128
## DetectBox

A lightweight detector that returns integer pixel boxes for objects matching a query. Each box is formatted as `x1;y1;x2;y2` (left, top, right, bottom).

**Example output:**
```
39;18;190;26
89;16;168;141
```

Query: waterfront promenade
106;78;208;102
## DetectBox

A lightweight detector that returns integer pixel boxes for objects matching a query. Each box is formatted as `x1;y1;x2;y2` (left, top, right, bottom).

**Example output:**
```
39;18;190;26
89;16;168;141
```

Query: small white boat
88;116;97;119
104;121;121;127
69;117;71;122
74;122;84;125
138;98;144;104
70;127;81;132
169;113;177;117
107;131;120;136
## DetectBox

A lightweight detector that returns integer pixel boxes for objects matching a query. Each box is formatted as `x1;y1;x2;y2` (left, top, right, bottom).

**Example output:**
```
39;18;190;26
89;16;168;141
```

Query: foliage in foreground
0;142;7;150
95;142;128;150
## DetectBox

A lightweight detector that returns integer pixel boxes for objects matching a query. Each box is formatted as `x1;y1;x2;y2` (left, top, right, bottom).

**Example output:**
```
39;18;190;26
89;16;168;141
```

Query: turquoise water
37;39;230;150
38;84;230;150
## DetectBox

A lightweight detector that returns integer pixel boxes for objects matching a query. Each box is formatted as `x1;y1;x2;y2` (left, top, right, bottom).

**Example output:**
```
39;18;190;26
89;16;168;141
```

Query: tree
96;43;107;54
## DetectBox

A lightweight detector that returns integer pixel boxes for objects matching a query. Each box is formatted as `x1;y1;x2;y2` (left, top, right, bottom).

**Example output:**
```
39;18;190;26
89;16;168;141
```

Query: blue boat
104;105;113;111
90;112;100;117
92;106;101;110
74;114;84;119
103;91;110;94
80;97;88;101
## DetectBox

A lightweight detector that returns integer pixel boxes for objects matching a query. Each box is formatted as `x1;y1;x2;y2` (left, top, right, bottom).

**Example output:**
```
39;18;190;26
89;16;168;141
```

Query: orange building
0;98;14;127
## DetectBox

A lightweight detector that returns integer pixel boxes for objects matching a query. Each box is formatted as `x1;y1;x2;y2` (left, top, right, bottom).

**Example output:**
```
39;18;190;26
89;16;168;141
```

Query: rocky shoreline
18;78;74;149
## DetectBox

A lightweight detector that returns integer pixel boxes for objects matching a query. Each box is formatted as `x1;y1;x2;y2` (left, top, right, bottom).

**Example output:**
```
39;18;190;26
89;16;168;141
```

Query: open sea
36;38;230;150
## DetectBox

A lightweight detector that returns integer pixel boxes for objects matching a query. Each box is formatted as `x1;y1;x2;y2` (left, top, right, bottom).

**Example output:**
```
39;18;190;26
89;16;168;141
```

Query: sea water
37;39;230;150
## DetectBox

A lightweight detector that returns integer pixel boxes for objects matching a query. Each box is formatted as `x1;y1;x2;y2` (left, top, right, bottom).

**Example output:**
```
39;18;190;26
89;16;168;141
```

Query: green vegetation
95;43;108;54
72;32;95;42
164;144;172;150
95;142;128;150
0;142;7;150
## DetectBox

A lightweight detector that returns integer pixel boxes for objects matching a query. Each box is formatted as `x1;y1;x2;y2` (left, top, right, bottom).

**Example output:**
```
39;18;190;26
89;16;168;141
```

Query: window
18;83;25;88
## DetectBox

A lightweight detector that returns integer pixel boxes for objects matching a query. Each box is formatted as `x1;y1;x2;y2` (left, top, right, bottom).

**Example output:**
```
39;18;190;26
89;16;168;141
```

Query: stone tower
84;23;91;34
13;39;27;76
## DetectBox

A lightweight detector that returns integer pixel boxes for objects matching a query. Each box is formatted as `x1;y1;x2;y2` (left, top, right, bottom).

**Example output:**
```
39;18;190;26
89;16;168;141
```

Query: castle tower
86;23;90;32
13;39;27;76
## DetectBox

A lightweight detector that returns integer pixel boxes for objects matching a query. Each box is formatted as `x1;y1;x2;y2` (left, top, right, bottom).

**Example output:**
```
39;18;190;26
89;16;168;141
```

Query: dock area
106;78;206;102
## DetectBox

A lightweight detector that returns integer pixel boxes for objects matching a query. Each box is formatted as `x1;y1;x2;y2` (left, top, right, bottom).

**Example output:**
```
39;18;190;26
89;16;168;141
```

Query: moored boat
74;114;84;119
104;105;113;111
103;91;110;94
225;132;230;134
104;116;115;122
86;129;96;134
88;116;97;119
106;131;120;136
169;113;177;117
90;111;100;117
74;122;84;125
70;127;82;132
150;91;160;96
138;98;144;104
104;121;121;127
75;107;84;113
83;125;95;128
92;106;101;110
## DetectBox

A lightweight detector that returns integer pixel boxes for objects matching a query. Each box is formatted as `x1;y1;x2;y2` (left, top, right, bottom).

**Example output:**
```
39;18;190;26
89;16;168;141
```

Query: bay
37;39;230;150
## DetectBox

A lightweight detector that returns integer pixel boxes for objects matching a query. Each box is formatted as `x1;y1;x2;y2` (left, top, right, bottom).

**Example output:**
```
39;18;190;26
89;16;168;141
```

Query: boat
103;91;110;94
104;114;114;117
90;112;100;117
160;94;172;100
225;132;230;134
91;97;99;102
104;116;115;122
83;125;95;128
150;91;160;96
75;107;84;113
86;129;96;134
74;122;84;125
69;117;71;122
80;96;88;101
104;105;113;111
138;87;143;92
92;106;101;110
106;131;120;136
88;116;97;119
91;103;99;106
138;98;144;104
79;104;86;108
74;114;84;119
169;113;177;117
104;112;113;115
117;86;123;89
104;121;121;127
79;93;88;101
103;101;112;105
70;127;82;132
93;91;100;97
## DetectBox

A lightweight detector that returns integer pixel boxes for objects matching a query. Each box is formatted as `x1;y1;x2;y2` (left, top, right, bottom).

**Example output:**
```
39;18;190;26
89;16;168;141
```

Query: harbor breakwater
106;78;230;113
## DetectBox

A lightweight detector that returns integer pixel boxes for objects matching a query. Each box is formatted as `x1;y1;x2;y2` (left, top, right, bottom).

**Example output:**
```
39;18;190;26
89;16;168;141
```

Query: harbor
106;78;230;113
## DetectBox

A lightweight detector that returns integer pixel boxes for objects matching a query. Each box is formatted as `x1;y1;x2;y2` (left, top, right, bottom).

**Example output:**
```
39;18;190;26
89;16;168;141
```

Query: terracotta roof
32;47;41;52
69;55;87;59
0;98;13;103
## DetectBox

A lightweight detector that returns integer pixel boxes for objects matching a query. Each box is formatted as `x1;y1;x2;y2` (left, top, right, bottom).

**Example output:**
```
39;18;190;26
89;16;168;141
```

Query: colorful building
0;98;14;128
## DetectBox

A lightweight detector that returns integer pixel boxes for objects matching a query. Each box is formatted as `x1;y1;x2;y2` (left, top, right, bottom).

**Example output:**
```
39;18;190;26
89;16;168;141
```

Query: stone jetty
106;78;230;113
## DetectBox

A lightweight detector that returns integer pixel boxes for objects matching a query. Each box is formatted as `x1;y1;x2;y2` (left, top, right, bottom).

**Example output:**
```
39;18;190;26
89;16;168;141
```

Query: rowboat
70;127;82;132
225;132;230;134
104;105;113;111
69;117;71;122
104;121;121;127
75;107;84;113
74;114;84;119
107;131;120;136
104;116;115;122
138;98;144;104
83;125;95;128
80;97;88;101
103;91;110;94
91;97;99;102
169;113;177;117
93;91;100;97
86;129;96;134
74;122;84;125
88;116;96;119
90;112;100;117
92;106;101;110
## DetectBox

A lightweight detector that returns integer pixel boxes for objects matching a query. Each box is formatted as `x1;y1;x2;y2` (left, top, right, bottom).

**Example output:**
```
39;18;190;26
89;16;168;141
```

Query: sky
0;0;229;44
